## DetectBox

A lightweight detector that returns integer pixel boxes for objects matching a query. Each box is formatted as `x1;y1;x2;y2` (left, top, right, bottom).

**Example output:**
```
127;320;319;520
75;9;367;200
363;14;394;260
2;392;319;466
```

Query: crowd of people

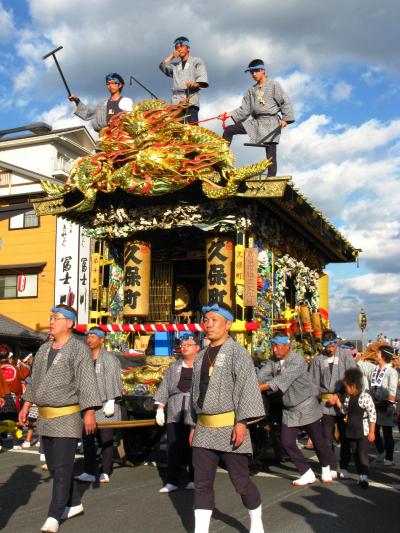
1;300;398;533
0;34;397;533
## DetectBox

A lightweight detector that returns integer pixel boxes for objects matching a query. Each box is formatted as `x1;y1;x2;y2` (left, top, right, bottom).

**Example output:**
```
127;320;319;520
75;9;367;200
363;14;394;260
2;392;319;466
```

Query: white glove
156;409;165;426
103;399;115;417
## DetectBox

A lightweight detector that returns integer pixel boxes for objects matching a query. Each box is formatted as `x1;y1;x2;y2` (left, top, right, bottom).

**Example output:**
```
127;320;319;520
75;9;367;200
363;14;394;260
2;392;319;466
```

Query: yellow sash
198;411;235;428
39;405;81;419
320;393;334;401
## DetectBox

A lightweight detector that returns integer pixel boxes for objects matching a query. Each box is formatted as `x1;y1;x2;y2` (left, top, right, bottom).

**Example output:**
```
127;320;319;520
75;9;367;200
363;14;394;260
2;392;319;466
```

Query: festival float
32;99;359;420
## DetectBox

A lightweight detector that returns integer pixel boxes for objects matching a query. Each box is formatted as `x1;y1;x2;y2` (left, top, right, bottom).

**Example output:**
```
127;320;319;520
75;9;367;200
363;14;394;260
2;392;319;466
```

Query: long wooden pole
96;419;156;430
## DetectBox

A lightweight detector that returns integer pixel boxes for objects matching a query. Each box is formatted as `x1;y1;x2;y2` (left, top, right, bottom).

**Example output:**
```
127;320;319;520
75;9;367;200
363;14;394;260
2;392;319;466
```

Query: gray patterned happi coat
154;360;194;425
311;347;356;416
74;97;133;132
93;349;122;423
258;350;322;427
191;337;265;454
159;56;208;108
24;336;102;438
230;79;295;144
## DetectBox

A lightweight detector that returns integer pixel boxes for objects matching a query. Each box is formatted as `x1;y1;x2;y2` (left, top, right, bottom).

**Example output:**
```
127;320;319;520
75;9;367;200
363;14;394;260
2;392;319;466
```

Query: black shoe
358;480;369;489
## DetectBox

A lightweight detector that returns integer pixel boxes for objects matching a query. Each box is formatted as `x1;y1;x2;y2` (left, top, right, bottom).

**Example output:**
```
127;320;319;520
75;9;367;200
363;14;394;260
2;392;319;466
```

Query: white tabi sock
248;504;264;533
194;509;212;533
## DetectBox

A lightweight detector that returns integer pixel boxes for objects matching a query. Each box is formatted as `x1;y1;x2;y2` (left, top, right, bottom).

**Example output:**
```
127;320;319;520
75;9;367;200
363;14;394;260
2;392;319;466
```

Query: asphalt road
0;439;399;533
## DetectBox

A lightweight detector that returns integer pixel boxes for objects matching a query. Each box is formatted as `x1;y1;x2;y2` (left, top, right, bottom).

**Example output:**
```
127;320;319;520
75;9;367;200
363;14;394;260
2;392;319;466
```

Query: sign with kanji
234;244;245;286
206;238;233;308
55;218;91;315
244;248;258;307
77;230;91;323
123;241;151;316
55;217;79;308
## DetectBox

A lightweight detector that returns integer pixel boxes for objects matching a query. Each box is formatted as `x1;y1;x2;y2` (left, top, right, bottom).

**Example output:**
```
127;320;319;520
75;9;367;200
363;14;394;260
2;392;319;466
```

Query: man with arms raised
19;305;102;533
190;303;265;533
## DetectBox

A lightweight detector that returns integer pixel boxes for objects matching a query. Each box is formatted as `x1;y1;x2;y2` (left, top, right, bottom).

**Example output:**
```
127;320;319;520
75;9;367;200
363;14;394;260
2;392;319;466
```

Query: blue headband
85;328;105;339
51;307;77;322
202;304;234;322
270;336;290;345
175;39;190;46
323;339;338;347
244;65;265;73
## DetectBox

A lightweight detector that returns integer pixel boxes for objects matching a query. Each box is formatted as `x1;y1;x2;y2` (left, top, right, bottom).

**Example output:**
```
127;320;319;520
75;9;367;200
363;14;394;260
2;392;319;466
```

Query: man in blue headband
218;59;295;177
189;302;265;533
310;329;356;480
68;73;133;132
159;36;209;123
75;327;122;485
19;304;102;533
258;331;333;486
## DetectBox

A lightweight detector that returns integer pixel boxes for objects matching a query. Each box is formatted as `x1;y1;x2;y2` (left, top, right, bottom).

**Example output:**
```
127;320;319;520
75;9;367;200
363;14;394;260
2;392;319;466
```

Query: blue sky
1;0;399;339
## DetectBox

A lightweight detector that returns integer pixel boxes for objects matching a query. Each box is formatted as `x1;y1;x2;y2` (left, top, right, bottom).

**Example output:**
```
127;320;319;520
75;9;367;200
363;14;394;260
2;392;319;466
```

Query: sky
0;0;399;340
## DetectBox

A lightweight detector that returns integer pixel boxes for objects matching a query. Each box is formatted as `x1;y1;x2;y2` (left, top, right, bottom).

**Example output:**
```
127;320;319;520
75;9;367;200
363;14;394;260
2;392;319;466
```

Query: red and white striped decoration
75;322;260;334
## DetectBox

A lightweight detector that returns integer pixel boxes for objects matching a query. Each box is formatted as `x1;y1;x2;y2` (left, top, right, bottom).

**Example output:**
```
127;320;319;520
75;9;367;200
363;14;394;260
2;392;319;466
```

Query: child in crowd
333;368;376;488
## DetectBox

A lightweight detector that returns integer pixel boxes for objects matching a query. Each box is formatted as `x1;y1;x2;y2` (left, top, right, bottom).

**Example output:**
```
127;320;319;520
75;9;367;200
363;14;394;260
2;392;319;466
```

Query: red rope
189;112;229;129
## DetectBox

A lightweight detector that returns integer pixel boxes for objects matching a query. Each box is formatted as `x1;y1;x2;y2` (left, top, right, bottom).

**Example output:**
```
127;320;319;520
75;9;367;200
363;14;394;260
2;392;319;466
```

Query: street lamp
358;308;367;352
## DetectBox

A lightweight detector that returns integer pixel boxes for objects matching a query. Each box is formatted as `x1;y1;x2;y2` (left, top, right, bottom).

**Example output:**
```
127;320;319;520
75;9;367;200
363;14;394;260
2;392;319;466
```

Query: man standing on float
190;303;265;533
218;59;295;177
68;73;133;132
159;36;208;123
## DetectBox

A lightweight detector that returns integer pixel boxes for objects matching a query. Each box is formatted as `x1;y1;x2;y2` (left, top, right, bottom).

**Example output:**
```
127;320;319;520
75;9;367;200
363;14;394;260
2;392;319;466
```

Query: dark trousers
166;422;193;486
222;121;277;176
375;424;394;461
349;437;369;475
178;106;199;124
42;436;80;521
83;428;114;476
321;414;351;470
281;419;331;475
192;447;261;510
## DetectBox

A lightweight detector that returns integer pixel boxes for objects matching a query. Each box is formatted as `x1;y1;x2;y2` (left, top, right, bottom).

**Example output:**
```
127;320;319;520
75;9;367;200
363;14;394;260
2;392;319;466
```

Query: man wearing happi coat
19;305;102;533
75;327;122;484
259;331;333;486
159;36;208;124
190;303;265;533
310;330;356;479
69;73;133;132
218;59;294;177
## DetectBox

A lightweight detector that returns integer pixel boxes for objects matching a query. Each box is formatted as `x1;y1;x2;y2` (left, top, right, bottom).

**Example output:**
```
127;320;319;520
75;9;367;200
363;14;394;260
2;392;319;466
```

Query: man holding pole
68;73;133;132
218;59;295;177
75;327;122;484
19;305;102;533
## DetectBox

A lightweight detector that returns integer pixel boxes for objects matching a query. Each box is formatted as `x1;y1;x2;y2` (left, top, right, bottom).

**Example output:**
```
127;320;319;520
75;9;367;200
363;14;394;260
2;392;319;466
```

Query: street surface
0;438;399;533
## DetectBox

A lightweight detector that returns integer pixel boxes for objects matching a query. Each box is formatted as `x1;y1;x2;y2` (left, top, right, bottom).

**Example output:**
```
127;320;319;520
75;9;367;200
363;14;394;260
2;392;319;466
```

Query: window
0;274;38;299
9;210;39;230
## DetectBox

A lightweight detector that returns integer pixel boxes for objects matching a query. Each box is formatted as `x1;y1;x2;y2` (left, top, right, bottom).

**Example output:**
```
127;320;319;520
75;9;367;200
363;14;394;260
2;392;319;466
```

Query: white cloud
38;103;97;137
340;273;400;295
0;2;14;42
332;80;352;101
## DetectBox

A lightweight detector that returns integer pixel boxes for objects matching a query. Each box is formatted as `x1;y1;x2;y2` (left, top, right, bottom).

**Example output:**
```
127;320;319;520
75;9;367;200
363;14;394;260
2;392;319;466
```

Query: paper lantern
123;241;151;316
206;238;233;308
